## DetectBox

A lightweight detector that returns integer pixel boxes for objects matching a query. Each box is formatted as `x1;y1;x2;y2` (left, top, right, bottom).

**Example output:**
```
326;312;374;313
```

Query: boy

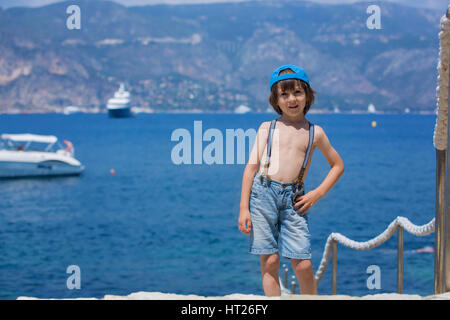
238;64;344;296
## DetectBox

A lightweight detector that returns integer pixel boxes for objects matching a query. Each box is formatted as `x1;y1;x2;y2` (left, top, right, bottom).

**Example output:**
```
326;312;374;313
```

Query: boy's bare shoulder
312;124;326;146
259;121;271;130
256;121;271;134
313;124;325;135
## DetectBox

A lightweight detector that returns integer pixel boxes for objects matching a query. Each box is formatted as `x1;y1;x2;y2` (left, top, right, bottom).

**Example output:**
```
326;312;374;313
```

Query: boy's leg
260;253;281;296
291;259;317;295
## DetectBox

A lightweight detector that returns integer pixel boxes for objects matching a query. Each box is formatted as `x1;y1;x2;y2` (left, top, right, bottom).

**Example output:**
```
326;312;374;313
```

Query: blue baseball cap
270;64;310;91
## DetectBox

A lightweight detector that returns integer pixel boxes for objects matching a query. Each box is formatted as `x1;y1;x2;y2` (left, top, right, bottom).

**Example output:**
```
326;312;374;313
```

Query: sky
0;0;448;11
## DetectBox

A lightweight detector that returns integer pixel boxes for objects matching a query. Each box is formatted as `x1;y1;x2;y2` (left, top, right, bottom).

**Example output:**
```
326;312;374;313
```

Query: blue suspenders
294;121;315;190
260;119;277;183
260;119;315;205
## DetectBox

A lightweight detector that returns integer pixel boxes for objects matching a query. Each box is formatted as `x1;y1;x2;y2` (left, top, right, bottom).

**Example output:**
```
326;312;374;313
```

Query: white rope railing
314;216;435;284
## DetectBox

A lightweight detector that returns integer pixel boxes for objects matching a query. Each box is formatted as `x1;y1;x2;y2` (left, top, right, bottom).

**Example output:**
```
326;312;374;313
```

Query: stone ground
16;291;450;300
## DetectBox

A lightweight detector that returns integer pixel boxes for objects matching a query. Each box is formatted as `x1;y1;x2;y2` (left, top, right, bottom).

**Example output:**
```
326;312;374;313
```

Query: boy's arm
294;125;344;215
238;121;270;234
314;125;344;198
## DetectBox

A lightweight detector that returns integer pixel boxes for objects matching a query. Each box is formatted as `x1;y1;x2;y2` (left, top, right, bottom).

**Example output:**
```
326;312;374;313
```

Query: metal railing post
332;240;337;295
435;148;446;294
282;264;288;289
434;5;450;295
446;12;450;292
291;276;296;294
397;226;404;293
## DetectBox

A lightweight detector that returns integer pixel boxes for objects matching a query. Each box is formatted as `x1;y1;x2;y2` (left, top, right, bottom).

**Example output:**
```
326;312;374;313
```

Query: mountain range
0;0;445;113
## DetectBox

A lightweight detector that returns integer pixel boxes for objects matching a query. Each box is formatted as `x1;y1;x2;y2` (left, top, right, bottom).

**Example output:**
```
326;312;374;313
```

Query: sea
0;112;437;299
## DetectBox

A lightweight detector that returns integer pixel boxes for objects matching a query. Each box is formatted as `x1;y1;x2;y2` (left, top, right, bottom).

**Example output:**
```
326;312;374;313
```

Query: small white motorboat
63;106;82;115
0;133;84;178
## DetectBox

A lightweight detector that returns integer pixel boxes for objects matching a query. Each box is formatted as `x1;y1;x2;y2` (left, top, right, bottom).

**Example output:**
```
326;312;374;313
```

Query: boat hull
108;108;132;118
0;160;84;178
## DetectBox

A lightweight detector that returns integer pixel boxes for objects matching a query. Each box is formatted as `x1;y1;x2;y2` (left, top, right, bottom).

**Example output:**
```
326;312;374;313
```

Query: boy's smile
277;84;306;118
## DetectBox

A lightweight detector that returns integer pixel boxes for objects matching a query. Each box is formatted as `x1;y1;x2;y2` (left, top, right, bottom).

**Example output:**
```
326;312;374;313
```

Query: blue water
0;113;436;299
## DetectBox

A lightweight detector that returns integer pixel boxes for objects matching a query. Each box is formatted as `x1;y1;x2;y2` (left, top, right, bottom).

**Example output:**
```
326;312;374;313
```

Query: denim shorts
249;173;311;260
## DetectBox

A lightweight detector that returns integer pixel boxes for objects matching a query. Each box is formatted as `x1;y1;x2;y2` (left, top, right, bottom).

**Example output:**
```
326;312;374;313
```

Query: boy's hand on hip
294;189;321;216
238;209;252;234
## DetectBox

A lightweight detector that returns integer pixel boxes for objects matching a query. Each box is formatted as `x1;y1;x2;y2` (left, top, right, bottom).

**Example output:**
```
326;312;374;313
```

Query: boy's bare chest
273;126;310;154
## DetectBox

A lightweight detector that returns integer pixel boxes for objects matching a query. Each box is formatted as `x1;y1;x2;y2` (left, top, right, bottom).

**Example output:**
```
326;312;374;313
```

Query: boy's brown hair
268;68;316;115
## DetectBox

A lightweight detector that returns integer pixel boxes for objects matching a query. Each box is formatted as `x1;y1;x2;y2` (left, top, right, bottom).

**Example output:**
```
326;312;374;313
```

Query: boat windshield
0;134;59;152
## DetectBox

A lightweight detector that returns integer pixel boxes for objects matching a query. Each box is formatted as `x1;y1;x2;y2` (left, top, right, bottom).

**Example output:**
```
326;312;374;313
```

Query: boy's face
276;82;306;117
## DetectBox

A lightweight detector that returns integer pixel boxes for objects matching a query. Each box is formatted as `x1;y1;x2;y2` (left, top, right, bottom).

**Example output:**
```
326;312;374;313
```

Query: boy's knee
292;259;313;274
261;254;280;270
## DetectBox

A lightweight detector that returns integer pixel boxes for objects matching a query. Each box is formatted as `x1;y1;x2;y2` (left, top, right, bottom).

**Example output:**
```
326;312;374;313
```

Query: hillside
0;0;443;113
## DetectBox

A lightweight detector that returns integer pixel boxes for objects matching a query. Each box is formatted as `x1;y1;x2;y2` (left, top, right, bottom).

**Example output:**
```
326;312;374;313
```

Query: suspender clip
259;175;271;187
292;177;302;192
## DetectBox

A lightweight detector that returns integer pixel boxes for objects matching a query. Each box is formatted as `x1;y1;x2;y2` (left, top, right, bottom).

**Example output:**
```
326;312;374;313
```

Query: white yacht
368;103;376;114
234;104;251;114
63;106;82;115
107;83;133;118
0;134;84;178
